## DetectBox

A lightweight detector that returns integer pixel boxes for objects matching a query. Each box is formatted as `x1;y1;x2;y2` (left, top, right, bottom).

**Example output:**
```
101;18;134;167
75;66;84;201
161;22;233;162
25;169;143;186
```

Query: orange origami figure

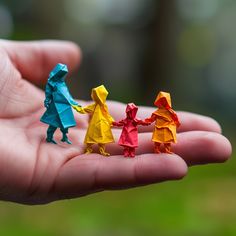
145;91;180;154
73;85;114;156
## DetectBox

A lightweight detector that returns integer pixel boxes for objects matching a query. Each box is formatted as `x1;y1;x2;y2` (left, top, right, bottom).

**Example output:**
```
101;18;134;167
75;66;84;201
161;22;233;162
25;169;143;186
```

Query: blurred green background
0;0;235;235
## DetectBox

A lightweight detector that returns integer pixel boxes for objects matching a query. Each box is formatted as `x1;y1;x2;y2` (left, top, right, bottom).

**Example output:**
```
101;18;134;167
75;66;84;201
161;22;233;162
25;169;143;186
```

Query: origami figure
40;63;79;144
145;91;180;154
73;85;114;156
113;103;148;157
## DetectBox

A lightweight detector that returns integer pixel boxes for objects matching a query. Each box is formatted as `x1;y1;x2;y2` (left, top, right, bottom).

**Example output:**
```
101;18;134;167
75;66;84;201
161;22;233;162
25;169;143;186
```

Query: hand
144;118;152;125
0;40;232;205
72;104;82;113
112;121;120;127
143;120;152;126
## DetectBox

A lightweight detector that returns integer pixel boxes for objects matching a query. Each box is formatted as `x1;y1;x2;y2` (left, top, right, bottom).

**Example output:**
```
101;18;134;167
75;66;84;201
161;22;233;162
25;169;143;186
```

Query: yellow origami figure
73;85;114;156
145;91;180;154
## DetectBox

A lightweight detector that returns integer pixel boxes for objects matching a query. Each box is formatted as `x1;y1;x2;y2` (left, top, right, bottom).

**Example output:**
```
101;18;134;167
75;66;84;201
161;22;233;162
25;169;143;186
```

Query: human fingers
0;39;81;85
177;111;221;133
107;131;231;166
108;101;221;133
173;131;232;166
53;153;187;200
0;48;44;117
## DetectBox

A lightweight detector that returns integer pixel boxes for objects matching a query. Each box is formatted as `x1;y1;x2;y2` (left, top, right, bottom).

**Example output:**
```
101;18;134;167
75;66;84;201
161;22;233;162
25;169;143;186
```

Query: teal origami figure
40;63;79;144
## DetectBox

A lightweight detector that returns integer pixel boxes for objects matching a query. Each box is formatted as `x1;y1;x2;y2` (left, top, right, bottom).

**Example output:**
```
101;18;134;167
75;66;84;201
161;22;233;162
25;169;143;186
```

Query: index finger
0;40;81;85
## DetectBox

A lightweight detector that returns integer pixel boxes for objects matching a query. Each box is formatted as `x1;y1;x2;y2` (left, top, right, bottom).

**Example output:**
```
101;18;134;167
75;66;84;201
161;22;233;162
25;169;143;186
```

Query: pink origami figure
113;103;148;157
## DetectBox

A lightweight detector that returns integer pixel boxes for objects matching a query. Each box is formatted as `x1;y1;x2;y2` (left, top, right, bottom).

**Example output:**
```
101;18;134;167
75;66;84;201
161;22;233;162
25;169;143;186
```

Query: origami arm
44;84;53;109
144;113;157;124
171;112;181;127
72;104;95;114
101;104;114;125
137;119;150;126
112;120;125;127
106;114;115;125
72;104;83;113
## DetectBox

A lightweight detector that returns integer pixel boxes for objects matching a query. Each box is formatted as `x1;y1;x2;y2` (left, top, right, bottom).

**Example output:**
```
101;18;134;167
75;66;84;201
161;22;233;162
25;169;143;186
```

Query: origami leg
123;147;129;157
163;143;172;154
98;144;110;156
129;147;135;158
46;125;57;144
60;128;72;144
154;142;161;154
85;143;93;154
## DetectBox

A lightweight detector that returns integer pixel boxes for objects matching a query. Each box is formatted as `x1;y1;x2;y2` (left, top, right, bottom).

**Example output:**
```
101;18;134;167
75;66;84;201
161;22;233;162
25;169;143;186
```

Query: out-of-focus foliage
0;0;235;235
2;0;236;126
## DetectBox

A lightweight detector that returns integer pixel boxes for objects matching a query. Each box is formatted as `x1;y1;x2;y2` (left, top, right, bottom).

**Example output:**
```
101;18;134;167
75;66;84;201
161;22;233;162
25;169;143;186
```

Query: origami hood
91;85;108;105
48;63;68;82
126;103;138;119
154;91;172;108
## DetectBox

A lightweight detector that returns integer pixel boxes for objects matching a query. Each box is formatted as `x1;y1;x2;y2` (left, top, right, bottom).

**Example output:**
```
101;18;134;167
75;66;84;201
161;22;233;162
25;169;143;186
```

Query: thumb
0;40;81;118
0;40;81;85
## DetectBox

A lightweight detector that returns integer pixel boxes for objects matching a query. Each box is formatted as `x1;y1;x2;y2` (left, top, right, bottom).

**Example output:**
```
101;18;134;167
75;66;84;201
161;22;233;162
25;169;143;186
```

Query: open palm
0;40;231;204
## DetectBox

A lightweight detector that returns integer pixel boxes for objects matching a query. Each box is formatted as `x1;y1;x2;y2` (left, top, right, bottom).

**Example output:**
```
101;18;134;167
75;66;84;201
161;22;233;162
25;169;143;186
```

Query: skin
0;40;232;205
